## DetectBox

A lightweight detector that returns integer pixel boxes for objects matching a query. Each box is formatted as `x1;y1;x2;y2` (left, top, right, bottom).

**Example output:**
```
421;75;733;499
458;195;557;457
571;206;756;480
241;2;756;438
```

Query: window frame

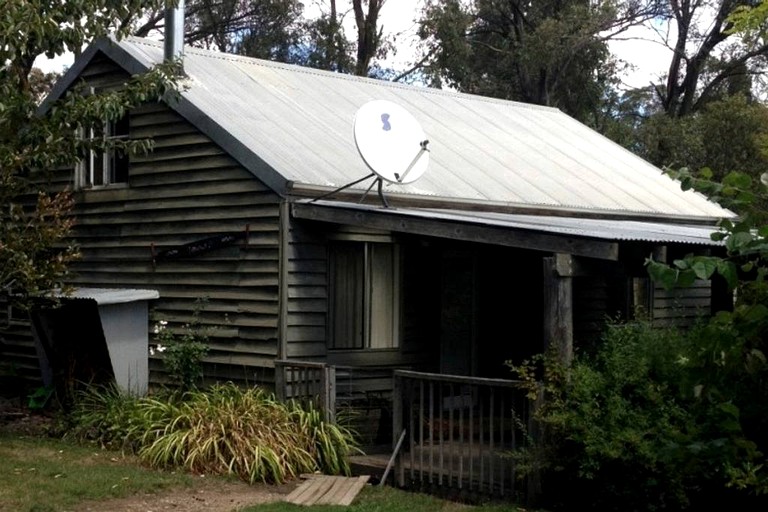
76;114;130;189
328;240;402;351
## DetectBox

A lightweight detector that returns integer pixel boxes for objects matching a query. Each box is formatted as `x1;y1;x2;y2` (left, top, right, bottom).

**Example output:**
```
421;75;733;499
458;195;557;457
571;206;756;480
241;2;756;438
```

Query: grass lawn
0;434;195;512
243;485;520;512
0;434;527;512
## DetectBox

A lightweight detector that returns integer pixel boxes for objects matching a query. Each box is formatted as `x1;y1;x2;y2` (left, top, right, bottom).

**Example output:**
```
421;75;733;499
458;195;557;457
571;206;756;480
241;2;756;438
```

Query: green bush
65;382;359;484
151;298;210;391
64;383;147;451
512;319;768;511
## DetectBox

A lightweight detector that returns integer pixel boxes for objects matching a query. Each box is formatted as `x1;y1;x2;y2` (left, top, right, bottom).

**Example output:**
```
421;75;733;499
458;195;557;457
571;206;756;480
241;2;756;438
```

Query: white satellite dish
353;100;430;184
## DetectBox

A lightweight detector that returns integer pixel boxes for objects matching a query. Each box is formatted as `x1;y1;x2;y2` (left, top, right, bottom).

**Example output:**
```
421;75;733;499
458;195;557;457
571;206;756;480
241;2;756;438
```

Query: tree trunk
353;0;382;76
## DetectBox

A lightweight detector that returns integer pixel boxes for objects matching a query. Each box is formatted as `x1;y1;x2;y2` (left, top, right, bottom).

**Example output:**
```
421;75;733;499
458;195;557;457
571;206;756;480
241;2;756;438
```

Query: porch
275;360;537;503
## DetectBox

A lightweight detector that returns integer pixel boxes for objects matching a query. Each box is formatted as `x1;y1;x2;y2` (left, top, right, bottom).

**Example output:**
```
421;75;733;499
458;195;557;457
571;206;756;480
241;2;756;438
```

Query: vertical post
409;383;415;482
429;381;434;484
543;255;574;366
392;371;404;486
277;201;290;361
419;380;424;482
275;362;285;402
323;364;336;423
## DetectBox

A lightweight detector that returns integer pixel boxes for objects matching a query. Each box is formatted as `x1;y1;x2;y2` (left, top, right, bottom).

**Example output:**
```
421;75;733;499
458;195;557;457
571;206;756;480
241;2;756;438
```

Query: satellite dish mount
312;100;430;207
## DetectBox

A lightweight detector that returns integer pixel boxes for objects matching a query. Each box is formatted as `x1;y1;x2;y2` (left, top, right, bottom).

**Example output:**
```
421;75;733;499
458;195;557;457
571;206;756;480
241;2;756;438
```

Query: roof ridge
122;36;561;113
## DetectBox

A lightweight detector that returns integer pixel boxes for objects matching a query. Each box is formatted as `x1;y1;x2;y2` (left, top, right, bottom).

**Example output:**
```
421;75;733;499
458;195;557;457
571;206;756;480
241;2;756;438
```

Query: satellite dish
353;100;430;184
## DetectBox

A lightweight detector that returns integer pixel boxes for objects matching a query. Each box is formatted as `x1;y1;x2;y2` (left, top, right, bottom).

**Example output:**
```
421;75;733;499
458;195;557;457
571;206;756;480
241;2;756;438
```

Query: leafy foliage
609;95;768;181
655;0;768;118
645;167;768;497
0;0;178;305
517;165;768;509
62;383;148;451
647;167;768;292
65;383;359;484
415;0;652;121
511;320;768;510
152;299;211;391
134;0;390;77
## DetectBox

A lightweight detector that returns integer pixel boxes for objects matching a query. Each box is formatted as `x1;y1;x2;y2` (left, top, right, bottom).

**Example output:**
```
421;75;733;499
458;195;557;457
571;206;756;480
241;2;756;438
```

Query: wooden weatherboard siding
58;54;281;387
284;218;329;362
652;279;712;328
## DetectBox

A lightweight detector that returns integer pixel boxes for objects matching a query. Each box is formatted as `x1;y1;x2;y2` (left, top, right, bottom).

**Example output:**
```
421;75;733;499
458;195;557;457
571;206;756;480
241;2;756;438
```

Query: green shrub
152;298;210;391
512;319;768;511
64;383;147;451
65;382;359;484
286;399;357;476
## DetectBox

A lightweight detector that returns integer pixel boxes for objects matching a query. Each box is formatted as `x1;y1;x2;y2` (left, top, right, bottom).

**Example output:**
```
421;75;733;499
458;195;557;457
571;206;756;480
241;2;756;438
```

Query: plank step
284;475;370;506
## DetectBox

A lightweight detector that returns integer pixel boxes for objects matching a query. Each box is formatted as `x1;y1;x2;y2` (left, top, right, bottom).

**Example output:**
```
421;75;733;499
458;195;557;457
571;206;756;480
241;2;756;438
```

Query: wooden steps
284;475;370;506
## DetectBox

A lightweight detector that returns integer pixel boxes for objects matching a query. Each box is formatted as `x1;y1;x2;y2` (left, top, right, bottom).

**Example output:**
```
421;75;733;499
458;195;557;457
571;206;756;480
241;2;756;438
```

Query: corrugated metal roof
80;37;733;222
63;288;160;305
302;200;724;246
426;209;723;245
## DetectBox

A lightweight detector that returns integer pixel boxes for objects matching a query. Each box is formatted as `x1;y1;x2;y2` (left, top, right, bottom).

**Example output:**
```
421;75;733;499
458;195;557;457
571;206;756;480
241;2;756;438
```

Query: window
77;115;129;188
329;241;401;350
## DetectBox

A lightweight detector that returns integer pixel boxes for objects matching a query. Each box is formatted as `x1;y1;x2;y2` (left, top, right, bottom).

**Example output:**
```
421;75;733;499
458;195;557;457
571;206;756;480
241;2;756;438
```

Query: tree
352;0;385;76
134;0;306;62
300;0;355;73
642;167;768;497
508;168;768;509
600;87;768;181
132;1;390;76
656;0;768;118
413;0;660;121
0;1;178;304
277;0;390;76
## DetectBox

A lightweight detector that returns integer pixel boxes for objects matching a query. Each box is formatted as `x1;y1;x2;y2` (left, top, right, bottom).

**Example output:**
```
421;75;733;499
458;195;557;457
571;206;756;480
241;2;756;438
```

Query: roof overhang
291;200;724;261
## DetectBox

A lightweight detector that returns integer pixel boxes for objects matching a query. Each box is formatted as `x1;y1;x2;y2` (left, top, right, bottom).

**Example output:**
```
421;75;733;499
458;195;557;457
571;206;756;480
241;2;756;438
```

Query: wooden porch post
543;254;573;366
392;371;404;486
275;361;286;402
322;365;336;423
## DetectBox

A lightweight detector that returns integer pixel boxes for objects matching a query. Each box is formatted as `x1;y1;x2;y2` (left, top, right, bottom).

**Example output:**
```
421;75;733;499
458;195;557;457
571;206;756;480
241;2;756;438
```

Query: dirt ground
0;397;301;512
73;478;298;512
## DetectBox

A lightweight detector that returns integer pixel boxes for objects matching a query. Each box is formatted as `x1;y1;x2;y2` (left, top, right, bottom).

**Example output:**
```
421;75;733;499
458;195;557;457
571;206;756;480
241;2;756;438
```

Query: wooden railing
275;360;336;422
275;361;398;445
392;370;534;501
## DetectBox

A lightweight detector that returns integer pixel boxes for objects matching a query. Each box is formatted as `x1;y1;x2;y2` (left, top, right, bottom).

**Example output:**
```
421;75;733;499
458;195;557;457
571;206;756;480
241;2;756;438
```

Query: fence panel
275;360;335;422
392;370;531;501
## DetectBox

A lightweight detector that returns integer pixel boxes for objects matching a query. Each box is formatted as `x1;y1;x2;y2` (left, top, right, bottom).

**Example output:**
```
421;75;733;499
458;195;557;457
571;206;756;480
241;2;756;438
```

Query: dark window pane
110;150;129;183
330;243;365;349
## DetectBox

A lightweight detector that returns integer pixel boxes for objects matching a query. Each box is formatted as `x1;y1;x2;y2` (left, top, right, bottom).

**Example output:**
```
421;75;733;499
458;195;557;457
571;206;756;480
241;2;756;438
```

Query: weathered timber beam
554;253;627;277
543;256;573;365
292;203;619;260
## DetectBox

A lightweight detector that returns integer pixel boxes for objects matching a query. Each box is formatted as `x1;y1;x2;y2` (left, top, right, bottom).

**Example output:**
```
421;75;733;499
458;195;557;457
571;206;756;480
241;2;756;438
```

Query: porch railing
275;360;398;445
392;370;534;501
274;360;336;422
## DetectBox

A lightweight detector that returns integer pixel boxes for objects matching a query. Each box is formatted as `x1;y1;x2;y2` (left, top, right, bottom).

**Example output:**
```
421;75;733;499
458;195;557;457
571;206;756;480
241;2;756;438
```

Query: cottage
1;26;733;498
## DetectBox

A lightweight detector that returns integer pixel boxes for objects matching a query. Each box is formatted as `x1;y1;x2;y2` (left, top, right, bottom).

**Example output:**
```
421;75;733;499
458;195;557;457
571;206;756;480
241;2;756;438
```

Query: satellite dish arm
310;173;376;203
395;140;430;183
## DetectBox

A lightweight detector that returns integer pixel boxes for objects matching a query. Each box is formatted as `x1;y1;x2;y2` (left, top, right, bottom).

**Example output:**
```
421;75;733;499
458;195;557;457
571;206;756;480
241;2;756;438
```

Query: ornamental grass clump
65;383;148;451
66;382;358;484
287;399;357;476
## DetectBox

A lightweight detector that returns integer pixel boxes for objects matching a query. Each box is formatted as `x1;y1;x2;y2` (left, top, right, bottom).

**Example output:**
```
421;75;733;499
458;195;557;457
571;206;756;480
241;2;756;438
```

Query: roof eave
286;182;732;226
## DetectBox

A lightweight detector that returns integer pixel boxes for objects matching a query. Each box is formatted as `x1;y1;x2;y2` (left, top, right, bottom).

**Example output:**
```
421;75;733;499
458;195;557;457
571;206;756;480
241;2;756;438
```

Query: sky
35;0;673;90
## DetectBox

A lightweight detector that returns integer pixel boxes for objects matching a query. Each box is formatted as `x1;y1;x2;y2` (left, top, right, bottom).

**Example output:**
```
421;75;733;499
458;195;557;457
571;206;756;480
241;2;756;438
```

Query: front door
439;253;477;376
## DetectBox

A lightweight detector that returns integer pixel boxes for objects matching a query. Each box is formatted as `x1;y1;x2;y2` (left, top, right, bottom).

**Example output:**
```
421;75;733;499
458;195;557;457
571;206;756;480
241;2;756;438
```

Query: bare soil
73;478;297;512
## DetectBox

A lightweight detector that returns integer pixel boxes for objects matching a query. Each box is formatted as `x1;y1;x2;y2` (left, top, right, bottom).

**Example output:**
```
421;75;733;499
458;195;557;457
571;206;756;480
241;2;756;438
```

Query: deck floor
351;442;518;496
